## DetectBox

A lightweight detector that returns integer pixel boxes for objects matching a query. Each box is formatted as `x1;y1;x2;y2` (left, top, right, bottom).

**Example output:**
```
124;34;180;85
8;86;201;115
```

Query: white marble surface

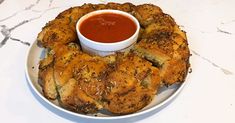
0;0;235;123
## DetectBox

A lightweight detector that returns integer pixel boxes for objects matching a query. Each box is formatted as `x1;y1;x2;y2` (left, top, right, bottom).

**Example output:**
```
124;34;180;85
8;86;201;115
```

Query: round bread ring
37;3;190;115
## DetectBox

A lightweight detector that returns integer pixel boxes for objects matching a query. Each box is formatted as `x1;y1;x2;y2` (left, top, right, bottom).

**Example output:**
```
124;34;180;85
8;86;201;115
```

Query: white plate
25;40;187;120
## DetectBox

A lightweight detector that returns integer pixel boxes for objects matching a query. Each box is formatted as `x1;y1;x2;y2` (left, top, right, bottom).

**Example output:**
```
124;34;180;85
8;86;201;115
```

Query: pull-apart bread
37;3;190;115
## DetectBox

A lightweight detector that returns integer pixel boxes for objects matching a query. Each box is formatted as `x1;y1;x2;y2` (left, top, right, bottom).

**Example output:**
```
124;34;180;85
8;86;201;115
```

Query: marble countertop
0;0;235;123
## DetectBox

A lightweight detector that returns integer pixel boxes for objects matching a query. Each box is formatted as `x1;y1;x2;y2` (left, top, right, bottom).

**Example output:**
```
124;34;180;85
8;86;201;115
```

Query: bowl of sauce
76;10;140;56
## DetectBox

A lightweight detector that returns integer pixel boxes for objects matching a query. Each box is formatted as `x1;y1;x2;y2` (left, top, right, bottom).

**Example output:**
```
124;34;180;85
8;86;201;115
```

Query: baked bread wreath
37;2;190;115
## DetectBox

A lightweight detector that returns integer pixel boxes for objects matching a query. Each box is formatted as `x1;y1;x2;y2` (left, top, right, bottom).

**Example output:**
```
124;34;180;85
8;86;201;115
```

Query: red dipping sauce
79;12;137;43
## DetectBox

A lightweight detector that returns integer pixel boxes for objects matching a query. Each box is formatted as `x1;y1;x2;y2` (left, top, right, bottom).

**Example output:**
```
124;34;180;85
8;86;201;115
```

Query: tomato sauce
79;12;136;43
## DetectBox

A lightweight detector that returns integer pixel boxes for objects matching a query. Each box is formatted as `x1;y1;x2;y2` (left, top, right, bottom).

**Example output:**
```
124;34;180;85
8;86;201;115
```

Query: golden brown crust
103;53;161;114
160;59;189;84
106;2;135;12
48;43;115;113
37;24;77;48
38;54;57;100
37;2;190;115
56;4;95;22
141;14;176;39
59;78;102;114
52;43;81;87
133;4;163;26
133;32;190;85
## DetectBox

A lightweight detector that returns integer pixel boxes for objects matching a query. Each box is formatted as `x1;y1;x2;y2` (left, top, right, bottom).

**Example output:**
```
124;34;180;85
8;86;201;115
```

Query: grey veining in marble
0;0;41;22
0;25;10;47
217;27;232;35
0;0;63;48
191;49;233;75
49;0;54;7
0;0;4;4
0;0;43;47
0;23;30;47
